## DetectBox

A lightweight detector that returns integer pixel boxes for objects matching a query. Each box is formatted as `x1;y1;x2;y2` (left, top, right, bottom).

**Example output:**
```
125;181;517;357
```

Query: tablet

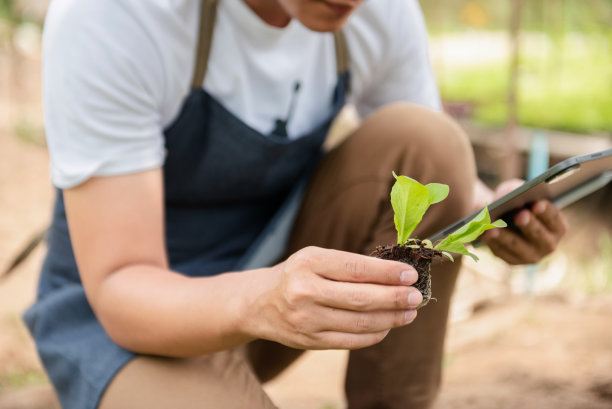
428;148;612;243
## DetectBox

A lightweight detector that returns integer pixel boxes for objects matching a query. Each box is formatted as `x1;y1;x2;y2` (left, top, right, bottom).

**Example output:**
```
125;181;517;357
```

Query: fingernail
400;269;417;284
534;201;547;214
408;291;423;307
516;211;530;227
404;309;417;323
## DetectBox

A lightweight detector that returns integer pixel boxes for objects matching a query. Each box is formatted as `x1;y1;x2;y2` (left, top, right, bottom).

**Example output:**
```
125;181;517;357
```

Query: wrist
232;264;283;342
472;178;494;212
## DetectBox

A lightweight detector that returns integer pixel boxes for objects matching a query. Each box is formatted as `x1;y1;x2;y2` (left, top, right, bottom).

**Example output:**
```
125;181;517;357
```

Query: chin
299;14;351;32
294;1;358;32
304;21;347;32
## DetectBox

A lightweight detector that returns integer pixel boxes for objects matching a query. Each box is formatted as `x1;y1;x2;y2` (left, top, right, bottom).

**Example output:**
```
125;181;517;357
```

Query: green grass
437;34;612;134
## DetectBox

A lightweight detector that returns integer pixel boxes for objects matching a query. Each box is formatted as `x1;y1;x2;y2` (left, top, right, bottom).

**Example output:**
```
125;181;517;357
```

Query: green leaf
436;240;469;256
390;173;451;245
434;204;506;261
467;251;480;262
437;241;480;262
443;206;490;241
391;174;432;244
422;239;434;249
387;170;506;261
425;183;449;205
441;251;455;262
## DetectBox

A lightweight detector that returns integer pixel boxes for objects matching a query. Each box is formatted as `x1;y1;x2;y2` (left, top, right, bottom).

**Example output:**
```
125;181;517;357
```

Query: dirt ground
1;54;612;409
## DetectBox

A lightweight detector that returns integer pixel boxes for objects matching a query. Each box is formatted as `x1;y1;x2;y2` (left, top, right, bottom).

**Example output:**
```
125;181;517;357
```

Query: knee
361;103;476;221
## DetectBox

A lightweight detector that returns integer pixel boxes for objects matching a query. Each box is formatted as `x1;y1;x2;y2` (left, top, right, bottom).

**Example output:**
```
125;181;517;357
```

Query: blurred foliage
439;47;612;133
15;116;46;146
0;0;22;25
0;0;44;52
0;0;43;24
0;0;18;48
562;232;612;294
421;0;612;134
0;369;48;391
421;0;612;33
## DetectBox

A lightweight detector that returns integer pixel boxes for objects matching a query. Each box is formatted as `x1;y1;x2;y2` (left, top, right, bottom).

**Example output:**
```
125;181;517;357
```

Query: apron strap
192;0;219;88
191;0;351;88
333;29;349;75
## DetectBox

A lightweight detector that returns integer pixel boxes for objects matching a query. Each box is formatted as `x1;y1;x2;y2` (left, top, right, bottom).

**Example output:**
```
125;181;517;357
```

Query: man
26;1;566;408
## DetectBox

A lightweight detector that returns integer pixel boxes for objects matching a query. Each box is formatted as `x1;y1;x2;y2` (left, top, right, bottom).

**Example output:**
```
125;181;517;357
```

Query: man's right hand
240;246;423;350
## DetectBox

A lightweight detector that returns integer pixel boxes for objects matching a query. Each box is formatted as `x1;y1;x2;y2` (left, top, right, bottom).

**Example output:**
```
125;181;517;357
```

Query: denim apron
24;1;350;408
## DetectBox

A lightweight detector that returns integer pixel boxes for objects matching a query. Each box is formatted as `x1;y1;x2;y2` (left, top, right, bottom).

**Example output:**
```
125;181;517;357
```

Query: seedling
373;172;507;307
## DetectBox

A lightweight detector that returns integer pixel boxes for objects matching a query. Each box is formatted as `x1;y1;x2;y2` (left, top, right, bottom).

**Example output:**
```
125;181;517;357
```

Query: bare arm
64;169;254;356
65;169;423;357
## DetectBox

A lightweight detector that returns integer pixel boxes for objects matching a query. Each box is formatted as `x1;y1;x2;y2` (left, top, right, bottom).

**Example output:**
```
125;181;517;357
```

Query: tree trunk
501;0;523;181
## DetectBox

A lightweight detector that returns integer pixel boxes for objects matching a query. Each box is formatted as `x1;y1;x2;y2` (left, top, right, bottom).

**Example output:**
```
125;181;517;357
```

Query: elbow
97;313;194;358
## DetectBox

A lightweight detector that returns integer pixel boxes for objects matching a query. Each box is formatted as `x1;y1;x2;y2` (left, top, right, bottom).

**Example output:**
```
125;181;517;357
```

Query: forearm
92;264;271;357
472;177;494;211
92;247;428;355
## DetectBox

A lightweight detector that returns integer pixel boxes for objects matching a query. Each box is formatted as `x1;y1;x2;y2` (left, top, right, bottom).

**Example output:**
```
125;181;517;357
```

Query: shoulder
43;0;197;65
43;0;198;122
43;0;162;109
344;0;441;114
43;0;197;188
343;0;430;76
44;0;195;26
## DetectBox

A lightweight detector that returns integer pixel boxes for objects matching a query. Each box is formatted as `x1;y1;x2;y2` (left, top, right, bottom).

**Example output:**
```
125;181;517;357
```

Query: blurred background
0;0;611;408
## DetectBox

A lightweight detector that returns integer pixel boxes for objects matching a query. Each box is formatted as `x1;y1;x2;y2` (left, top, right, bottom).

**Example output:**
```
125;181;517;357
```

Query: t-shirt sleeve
43;1;166;189
353;0;442;117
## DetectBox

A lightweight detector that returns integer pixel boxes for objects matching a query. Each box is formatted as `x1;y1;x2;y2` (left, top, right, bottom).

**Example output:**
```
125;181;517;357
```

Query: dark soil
372;240;444;308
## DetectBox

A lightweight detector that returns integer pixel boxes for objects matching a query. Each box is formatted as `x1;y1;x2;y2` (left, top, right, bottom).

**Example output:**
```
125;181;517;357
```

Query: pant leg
98;349;277;409
246;338;306;383
284;102;476;409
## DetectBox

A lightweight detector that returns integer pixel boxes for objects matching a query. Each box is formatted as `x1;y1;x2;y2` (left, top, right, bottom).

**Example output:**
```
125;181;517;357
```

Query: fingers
264;247;424;350
482;200;568;265
514;209;558;254
288;246;418;285
323;308;418;334
531;200;569;237
317;279;423;311
311;331;391;350
283;307;417;350
483;228;541;265
281;251;422;313
515;201;567;254
302;305;418;335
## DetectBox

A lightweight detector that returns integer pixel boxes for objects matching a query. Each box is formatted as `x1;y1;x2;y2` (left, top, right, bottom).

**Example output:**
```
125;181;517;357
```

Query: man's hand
241;247;423;350
476;179;569;265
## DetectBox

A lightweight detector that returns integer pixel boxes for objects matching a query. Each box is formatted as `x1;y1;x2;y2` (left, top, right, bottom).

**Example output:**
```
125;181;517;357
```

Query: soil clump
372;239;444;308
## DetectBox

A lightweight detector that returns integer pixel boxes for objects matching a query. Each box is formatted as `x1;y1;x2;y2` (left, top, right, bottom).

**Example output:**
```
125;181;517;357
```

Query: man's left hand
478;179;569;265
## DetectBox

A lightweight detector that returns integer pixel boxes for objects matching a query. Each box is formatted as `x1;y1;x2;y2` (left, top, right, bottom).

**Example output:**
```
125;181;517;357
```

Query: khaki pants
99;103;476;409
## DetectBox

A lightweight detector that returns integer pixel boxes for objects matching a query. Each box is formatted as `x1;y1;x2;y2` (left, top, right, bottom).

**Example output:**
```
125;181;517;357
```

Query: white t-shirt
43;0;441;188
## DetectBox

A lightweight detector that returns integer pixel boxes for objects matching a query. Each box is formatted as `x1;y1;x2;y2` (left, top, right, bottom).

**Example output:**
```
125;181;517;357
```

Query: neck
243;0;291;28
